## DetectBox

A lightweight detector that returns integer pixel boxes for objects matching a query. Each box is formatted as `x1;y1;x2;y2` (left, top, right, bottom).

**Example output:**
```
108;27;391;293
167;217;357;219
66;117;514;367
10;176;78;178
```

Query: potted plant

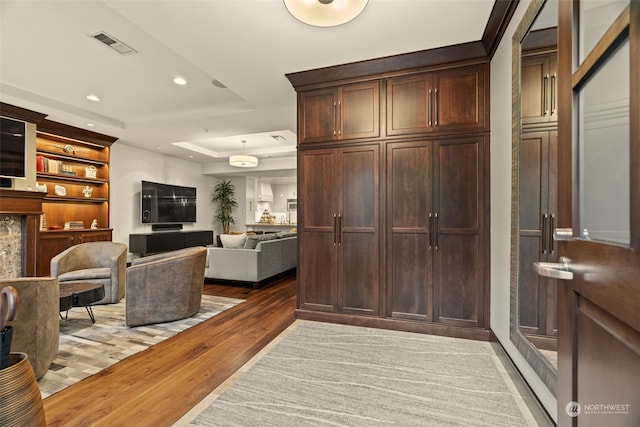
211;179;238;236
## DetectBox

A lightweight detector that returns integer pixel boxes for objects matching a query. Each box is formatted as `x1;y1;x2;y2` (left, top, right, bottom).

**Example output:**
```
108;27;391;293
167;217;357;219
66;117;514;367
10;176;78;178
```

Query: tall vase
0;353;46;427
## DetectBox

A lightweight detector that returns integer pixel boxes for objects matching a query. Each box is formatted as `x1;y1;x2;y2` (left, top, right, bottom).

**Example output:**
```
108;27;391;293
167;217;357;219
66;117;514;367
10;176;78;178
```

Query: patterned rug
37;294;244;399
182;321;538;427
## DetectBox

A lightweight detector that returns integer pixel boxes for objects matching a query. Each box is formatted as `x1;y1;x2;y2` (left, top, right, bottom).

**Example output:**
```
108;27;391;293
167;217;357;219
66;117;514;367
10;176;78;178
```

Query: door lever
534;256;573;280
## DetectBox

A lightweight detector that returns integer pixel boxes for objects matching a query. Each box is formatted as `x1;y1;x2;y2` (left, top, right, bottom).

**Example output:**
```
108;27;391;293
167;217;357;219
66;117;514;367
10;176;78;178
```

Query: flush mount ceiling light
229;140;258;168
284;0;368;27
86;94;101;102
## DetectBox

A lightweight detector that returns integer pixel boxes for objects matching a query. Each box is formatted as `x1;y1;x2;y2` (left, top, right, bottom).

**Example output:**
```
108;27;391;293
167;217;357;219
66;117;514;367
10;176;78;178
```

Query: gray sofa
125;246;207;327
205;234;296;287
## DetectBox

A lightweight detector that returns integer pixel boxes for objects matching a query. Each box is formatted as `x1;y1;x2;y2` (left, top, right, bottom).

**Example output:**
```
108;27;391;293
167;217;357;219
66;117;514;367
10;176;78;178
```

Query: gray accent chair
125;246;207;327
1;277;59;379
50;241;127;304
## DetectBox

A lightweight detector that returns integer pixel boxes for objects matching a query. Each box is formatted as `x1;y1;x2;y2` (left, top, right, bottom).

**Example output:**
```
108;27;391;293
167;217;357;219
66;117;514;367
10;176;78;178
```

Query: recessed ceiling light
86;94;100;102
86;123;95;127
173;76;187;86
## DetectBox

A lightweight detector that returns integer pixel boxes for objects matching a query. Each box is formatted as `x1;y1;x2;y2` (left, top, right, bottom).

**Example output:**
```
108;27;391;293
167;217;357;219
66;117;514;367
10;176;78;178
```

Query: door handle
434;88;439;126
543;74;550;116
333;213;337;246
427;89;432;127
428;212;433;250
434;212;439;251
332;102;337;136
549;214;555;254
337;213;342;246
534;257;573;280
541;213;548;255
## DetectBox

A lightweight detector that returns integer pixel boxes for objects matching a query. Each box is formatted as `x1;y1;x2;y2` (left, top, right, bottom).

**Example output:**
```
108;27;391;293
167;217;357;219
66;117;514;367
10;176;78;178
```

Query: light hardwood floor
42;275;297;427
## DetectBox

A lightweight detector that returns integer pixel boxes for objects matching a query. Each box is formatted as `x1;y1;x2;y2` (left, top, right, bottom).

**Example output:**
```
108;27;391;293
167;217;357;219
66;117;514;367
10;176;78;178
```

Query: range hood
258;182;273;202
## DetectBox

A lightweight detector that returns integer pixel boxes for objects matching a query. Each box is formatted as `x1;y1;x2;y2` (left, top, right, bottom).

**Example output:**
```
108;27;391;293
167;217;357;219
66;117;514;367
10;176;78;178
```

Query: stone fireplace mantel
0;189;45;277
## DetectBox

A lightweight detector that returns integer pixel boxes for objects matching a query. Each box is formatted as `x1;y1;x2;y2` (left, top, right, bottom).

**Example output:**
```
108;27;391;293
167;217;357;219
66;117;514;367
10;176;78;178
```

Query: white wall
109;143;216;255
490;0;557;420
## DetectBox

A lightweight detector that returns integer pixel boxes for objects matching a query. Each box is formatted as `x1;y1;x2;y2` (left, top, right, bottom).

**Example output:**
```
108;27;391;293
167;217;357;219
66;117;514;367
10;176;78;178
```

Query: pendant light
229;140;258;168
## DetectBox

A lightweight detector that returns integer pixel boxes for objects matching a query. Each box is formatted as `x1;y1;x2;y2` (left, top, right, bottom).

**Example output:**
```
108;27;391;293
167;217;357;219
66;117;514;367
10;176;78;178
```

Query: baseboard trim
295;309;492;341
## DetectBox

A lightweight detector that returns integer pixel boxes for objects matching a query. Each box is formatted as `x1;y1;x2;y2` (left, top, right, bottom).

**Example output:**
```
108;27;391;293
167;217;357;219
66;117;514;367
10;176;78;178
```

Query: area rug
184;321;538;427
37;294;244;399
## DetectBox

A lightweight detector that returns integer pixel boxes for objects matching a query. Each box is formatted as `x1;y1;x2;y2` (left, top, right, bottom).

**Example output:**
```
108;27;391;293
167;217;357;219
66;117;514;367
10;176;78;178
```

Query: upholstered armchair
1;277;59;379
125;246;207;327
50;241;127;304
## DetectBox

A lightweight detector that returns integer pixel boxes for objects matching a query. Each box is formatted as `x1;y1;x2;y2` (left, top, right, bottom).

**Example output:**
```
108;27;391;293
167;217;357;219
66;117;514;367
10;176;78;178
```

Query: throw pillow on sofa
220;234;247;249
243;233;277;249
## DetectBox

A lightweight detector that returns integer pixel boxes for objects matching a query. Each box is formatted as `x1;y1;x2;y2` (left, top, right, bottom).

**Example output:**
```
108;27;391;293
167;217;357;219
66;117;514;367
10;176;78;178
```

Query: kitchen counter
246;223;297;232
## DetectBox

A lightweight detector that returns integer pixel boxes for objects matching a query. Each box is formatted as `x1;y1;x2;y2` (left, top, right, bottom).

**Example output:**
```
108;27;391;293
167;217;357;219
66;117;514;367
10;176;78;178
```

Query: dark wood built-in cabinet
288;59;491;341
299;82;380;143
298;144;380;316
386;65;486;136
129;230;214;256
518;46;559;349
35;126;116;276
387;137;486;328
521;52;558;126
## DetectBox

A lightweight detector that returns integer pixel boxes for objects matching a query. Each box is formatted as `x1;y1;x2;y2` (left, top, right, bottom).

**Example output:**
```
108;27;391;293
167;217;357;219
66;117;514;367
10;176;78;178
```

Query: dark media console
129;230;213;256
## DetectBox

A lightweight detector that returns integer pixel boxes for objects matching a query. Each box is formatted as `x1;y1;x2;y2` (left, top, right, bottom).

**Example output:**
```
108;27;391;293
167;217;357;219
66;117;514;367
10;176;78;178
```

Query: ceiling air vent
92;31;137;55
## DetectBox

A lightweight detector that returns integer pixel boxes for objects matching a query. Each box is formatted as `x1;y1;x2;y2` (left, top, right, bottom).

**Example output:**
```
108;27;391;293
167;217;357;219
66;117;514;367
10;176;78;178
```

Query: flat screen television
141;180;197;224
0;116;27;179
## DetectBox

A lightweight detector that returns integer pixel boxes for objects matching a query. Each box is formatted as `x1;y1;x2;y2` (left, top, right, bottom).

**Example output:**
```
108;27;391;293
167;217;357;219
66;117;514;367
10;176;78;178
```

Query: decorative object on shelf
64;221;84;230
39;214;47;231
229;140;258;168
259;209;275;224
82;186;93;198
211;179;237;234
284;0;368;27
35;183;47;193
54;185;66;196
60;164;75;176
84;165;97;178
62;144;75;155
91;219;98;229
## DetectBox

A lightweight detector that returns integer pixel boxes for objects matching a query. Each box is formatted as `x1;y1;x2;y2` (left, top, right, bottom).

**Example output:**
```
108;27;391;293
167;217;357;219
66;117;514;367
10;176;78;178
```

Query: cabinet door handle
434;212;439;251
549;214;555;254
541;213;548;254
543;74;550;116
550;73;556;115
333;213;337;246
428;212;433;250
332;101;337;136
337;213;342;246
336;101;342;136
434;88;439;126
427;89;432;127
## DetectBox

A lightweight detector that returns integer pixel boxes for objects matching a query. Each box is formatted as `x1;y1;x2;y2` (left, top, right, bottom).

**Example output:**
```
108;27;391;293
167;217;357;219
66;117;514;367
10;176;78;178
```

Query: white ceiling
0;0;495;176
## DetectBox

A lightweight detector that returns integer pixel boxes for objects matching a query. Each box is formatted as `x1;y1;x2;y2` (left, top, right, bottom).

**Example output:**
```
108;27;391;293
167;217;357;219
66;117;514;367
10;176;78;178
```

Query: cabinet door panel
37;233;73;276
340;83;380;140
340;233;378;315
389;233;431;321
386;142;433;320
298;232;336;311
433;138;484;327
434;66;484;131
435;139;480;230
434;234;480;326
521;53;557;126
338;145;379;315
386;75;431;136
300;89;337;143
298;149;338;310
